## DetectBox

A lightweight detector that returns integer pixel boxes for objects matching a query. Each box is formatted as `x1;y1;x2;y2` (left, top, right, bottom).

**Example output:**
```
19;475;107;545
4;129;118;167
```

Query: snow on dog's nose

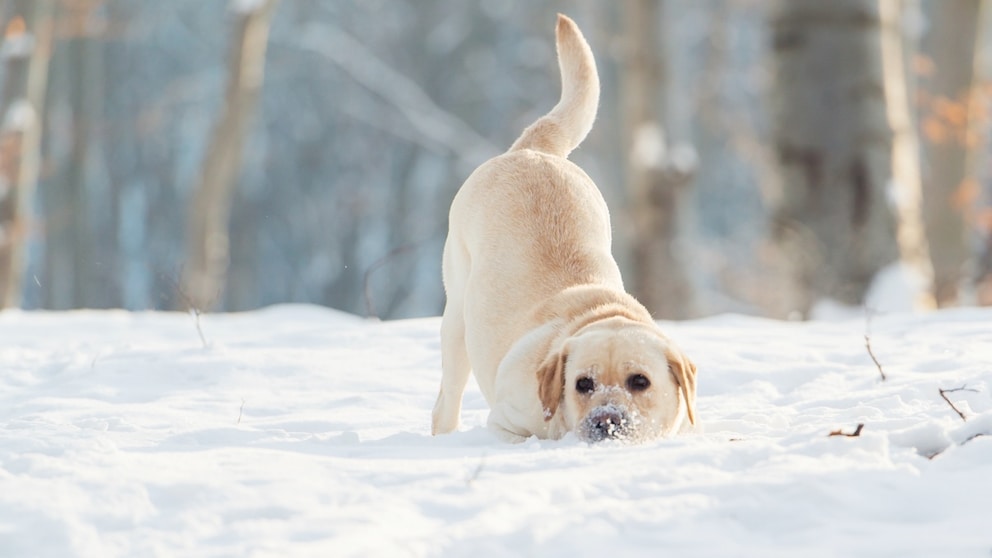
582;404;631;442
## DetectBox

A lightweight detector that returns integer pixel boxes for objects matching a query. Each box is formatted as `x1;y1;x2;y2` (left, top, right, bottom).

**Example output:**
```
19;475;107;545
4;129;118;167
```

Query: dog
431;14;697;443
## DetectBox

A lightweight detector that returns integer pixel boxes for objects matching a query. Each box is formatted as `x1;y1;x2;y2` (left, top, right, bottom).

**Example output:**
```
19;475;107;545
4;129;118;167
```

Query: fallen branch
938;385;978;422
926;431;988;460
961;432;988;445
828;423;864;437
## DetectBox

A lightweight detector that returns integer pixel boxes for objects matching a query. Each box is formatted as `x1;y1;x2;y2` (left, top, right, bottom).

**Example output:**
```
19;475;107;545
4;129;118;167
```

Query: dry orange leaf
922;116;948;144
951;178;980;211
975;208;992;233
935;96;968;127
913;54;935;77
4;16;25;38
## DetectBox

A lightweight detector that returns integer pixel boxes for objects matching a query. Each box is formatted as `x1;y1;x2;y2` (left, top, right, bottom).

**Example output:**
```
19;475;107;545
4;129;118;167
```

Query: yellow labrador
432;14;697;443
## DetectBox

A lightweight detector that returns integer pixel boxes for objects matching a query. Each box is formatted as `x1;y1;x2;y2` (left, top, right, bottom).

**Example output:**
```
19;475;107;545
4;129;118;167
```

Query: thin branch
828;423;864;437
864;307;886;381
189;306;208;349
938;385;978;422
466;453;486;486
961;432;988;445
361;226;444;319
363;241;421;319
171;265;211;349
864;335;887;381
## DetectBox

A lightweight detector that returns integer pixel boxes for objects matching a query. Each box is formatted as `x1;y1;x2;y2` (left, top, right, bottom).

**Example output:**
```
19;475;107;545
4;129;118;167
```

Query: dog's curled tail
509;14;600;158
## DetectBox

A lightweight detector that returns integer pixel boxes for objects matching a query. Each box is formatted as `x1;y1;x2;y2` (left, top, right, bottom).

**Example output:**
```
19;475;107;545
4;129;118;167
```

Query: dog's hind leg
433;235;472;435
432;300;471;435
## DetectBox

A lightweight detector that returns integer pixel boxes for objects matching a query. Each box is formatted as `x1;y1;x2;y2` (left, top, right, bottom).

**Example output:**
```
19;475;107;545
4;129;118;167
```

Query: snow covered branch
276;24;499;167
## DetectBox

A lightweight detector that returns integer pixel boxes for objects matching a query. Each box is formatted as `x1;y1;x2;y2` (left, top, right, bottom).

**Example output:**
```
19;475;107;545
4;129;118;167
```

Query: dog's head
537;317;697;443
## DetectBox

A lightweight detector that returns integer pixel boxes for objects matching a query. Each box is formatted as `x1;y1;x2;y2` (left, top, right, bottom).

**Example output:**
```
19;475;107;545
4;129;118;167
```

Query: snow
228;0;269;14
1;99;37;133
0;32;34;60
864;261;934;312
811;261;934;319
1;304;991;556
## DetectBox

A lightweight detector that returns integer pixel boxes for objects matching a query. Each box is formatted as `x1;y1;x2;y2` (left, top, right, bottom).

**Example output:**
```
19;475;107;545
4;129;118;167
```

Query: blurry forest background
0;0;990;320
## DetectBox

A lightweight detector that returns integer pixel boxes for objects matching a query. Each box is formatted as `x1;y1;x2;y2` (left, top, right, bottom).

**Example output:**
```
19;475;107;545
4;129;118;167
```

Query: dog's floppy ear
667;350;698;425
537;348;568;421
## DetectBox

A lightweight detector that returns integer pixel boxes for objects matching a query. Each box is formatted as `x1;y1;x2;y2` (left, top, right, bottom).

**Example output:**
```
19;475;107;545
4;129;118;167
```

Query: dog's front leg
486;408;530;443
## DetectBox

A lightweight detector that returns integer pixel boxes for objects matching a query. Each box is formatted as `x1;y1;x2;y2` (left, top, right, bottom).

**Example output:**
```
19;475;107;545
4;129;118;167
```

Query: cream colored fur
432;14;697;443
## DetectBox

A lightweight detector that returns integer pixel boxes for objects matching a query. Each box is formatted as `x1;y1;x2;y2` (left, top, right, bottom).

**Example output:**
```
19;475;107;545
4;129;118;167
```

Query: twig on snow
466;454;486;486
237;398;246;425
828;423;864;437
864;335;886;381
863;307;886;381
171;265;211;349
938;385;978;422
188;305;208;349
961;432;988;445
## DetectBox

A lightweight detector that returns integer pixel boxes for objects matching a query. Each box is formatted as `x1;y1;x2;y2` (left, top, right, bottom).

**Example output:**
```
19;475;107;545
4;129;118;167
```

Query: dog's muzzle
581;405;631;442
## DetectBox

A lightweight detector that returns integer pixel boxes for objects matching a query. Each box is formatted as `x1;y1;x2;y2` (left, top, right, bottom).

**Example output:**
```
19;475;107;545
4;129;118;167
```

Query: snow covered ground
1;304;990;557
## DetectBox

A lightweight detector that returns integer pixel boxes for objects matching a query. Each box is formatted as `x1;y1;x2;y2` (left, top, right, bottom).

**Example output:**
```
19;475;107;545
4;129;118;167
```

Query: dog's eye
627;374;651;392
575;377;595;394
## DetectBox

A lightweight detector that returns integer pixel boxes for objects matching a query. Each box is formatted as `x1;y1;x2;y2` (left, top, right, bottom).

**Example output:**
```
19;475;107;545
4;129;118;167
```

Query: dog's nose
586;407;629;442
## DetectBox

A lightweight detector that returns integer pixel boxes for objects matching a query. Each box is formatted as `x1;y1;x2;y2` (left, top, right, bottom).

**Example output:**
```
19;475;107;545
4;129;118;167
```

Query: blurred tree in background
182;0;278;310
769;0;900;317
0;0;53;308
918;0;985;306
0;0;989;319
622;0;696;319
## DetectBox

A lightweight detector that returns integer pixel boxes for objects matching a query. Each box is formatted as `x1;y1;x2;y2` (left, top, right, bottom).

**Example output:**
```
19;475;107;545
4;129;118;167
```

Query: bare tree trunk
769;0;899;316
182;0;278;310
978;232;992;305
41;1;103;310
0;0;52;308
622;0;696;319
879;0;935;309
919;0;983;306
